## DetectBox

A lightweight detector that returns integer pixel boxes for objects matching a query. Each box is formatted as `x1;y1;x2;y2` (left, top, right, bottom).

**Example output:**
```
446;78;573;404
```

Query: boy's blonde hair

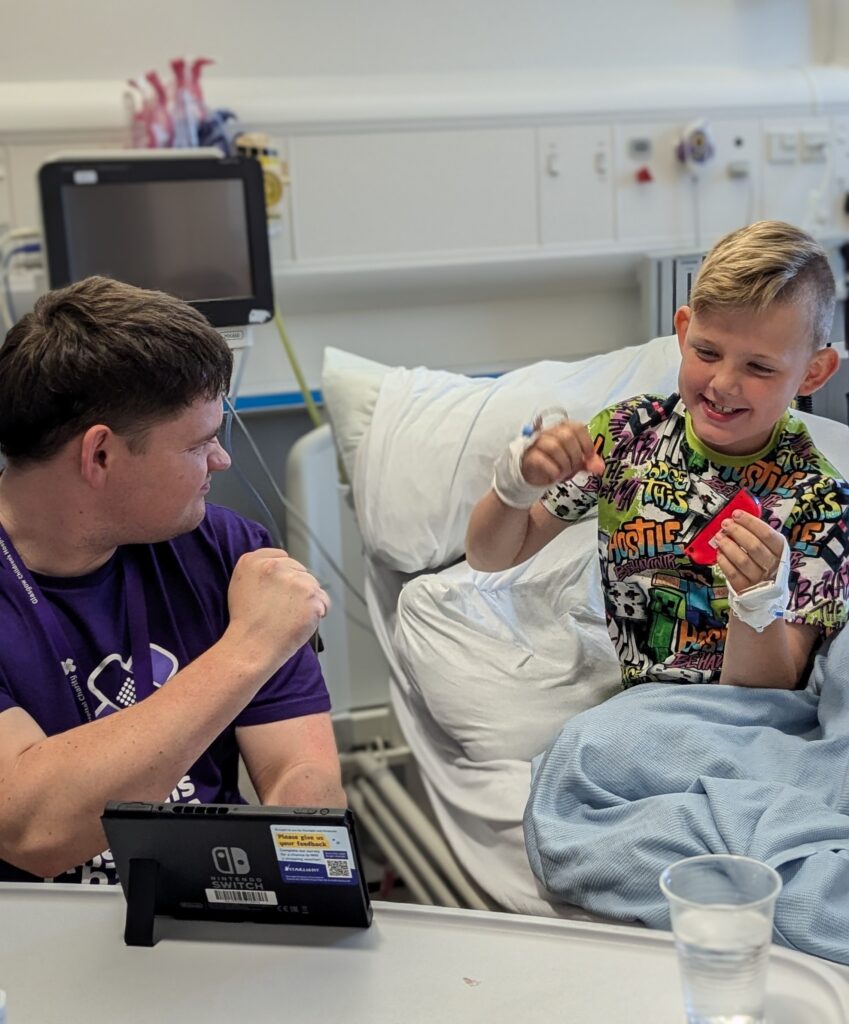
689;220;835;347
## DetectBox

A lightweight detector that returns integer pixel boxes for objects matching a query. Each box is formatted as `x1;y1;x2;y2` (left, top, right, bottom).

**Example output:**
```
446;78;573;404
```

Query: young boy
466;221;849;690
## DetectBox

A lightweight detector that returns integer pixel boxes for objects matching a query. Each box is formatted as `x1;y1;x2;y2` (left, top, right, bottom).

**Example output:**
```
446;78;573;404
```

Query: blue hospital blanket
523;627;849;963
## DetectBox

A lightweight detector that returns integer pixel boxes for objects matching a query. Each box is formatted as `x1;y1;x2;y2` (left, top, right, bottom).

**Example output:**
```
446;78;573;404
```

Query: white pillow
324;338;849;574
351;335;681;572
393;517;622;763
792;408;849;480
321;347;391;481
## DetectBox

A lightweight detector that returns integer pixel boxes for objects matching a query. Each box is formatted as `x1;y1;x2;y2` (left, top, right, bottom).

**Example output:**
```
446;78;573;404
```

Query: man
0;275;344;883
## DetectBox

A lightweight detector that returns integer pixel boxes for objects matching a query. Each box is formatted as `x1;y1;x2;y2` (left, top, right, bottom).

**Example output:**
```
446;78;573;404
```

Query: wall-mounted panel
7;140;123;231
691;118;761;249
761;117;835;231
831;116;849;232
290;128;537;262
538;124;615;246
614;121;693;247
263;134;295;267
0;146;11;232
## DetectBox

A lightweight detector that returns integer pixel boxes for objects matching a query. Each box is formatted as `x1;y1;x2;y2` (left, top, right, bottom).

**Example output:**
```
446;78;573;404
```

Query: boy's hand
521;421;605;488
714;510;786;593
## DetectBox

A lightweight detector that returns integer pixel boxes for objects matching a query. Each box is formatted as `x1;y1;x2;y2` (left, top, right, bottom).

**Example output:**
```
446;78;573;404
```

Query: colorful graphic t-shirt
0;503;330;884
541;393;849;688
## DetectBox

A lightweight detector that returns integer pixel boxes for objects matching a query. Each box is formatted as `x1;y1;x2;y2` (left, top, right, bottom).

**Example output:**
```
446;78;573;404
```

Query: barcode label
205;888;278;906
327;860;351;879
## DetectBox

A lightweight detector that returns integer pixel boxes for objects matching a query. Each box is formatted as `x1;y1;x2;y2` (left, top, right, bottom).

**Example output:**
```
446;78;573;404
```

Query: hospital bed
289;334;849;917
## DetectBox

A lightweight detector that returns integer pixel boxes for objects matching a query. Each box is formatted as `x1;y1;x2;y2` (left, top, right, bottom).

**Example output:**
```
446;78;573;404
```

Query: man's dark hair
0;276;233;464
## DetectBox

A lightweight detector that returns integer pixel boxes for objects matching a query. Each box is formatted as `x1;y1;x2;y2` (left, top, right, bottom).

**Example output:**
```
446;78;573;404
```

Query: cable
271;305;350;486
233;465;285;549
0;231;42;331
224;396;367;608
273;307;323;429
215;297;364;607
218;405;283;548
228;345;251;402
217;325;290;549
690;177;701;252
0;227;42;255
2;243;42;328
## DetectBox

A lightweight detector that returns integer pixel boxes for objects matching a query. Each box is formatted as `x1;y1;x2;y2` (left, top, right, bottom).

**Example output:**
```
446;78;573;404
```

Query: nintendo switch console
102;801;373;946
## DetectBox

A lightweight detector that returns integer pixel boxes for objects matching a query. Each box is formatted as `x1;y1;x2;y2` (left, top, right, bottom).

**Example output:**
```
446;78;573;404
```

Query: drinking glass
660;854;782;1024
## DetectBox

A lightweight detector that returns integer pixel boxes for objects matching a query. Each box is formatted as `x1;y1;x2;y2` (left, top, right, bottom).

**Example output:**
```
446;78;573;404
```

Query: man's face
675;303;822;457
106;397;231;542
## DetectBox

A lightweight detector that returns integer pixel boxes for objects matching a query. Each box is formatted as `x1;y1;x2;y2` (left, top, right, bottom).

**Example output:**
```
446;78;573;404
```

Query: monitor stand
216;325;254;352
217;325;254;400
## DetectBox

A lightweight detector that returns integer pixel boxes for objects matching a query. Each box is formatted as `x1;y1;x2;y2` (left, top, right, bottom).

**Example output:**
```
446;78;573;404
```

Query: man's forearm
260;761;347;809
0;632;281;877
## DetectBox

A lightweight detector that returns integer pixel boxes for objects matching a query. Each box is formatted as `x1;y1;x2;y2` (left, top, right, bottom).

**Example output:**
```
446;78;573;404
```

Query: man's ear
79;425;114;488
797;346;840;396
674;306;692;355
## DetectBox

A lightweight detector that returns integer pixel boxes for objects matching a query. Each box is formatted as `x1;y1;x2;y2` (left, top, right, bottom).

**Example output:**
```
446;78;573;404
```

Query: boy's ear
673;306;692;354
797;346;840;396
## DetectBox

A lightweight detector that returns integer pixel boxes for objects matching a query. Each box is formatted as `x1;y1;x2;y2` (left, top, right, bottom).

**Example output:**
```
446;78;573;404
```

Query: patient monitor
38;152;274;357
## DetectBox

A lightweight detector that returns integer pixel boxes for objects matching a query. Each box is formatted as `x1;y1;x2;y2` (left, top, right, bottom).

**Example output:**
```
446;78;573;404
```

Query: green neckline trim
683;407;789;467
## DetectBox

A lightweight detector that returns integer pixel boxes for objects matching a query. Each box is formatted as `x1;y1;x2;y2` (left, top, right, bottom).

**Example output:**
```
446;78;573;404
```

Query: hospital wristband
727;534;791;633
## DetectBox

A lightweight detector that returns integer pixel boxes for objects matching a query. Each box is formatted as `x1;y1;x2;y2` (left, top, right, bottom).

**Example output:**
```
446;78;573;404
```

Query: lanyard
0;523;152;724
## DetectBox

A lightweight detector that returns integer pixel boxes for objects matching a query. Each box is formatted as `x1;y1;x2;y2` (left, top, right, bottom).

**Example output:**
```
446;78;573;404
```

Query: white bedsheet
363;543;608;918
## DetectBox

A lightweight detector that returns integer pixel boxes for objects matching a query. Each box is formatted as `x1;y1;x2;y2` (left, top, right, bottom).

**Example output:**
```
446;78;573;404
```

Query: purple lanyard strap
0;523;152;724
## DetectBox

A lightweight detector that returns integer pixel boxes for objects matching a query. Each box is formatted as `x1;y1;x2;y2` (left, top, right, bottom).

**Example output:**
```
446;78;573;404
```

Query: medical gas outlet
676;120;716;178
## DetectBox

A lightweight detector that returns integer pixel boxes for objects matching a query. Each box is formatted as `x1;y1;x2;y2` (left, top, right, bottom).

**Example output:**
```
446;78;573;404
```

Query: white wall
3;0;815;81
2;0;846;396
5;0;849;556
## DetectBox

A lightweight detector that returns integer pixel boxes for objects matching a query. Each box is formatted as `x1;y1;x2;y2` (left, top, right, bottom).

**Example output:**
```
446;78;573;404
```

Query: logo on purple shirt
87;644;178;717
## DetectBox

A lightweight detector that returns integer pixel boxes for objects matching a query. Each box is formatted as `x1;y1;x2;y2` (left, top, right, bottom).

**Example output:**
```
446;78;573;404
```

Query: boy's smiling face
674;302;837;457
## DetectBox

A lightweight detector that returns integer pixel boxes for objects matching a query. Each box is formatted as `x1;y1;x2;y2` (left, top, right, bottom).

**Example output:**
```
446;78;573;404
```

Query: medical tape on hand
492;408;570;510
727;533;791;633
493;433;548;509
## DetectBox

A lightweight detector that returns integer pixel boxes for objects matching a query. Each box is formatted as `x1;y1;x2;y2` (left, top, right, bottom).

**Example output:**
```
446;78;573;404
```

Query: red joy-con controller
684;489;762;566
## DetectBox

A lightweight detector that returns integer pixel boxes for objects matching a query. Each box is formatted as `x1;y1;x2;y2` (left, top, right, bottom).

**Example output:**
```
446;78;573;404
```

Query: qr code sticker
327;859;351;879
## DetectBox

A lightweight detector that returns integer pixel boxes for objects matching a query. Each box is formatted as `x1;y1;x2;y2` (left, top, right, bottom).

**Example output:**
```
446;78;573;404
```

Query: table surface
1;884;847;1023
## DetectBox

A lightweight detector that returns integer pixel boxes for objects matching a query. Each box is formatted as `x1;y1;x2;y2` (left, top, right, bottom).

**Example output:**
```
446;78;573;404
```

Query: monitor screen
39;156;274;328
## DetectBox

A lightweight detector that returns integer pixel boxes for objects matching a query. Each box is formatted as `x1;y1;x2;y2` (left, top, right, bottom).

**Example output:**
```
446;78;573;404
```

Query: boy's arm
465;420;604;572
465;494;571;571
714;510;813;688
721;617;817;689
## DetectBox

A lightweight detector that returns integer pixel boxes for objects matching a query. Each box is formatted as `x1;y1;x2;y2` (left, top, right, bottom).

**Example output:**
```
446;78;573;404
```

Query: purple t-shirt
0;503;330;883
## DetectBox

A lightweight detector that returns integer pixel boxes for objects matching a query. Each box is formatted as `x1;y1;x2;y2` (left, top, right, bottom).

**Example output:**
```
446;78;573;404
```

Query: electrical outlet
767;130;798;164
800;129;828;163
